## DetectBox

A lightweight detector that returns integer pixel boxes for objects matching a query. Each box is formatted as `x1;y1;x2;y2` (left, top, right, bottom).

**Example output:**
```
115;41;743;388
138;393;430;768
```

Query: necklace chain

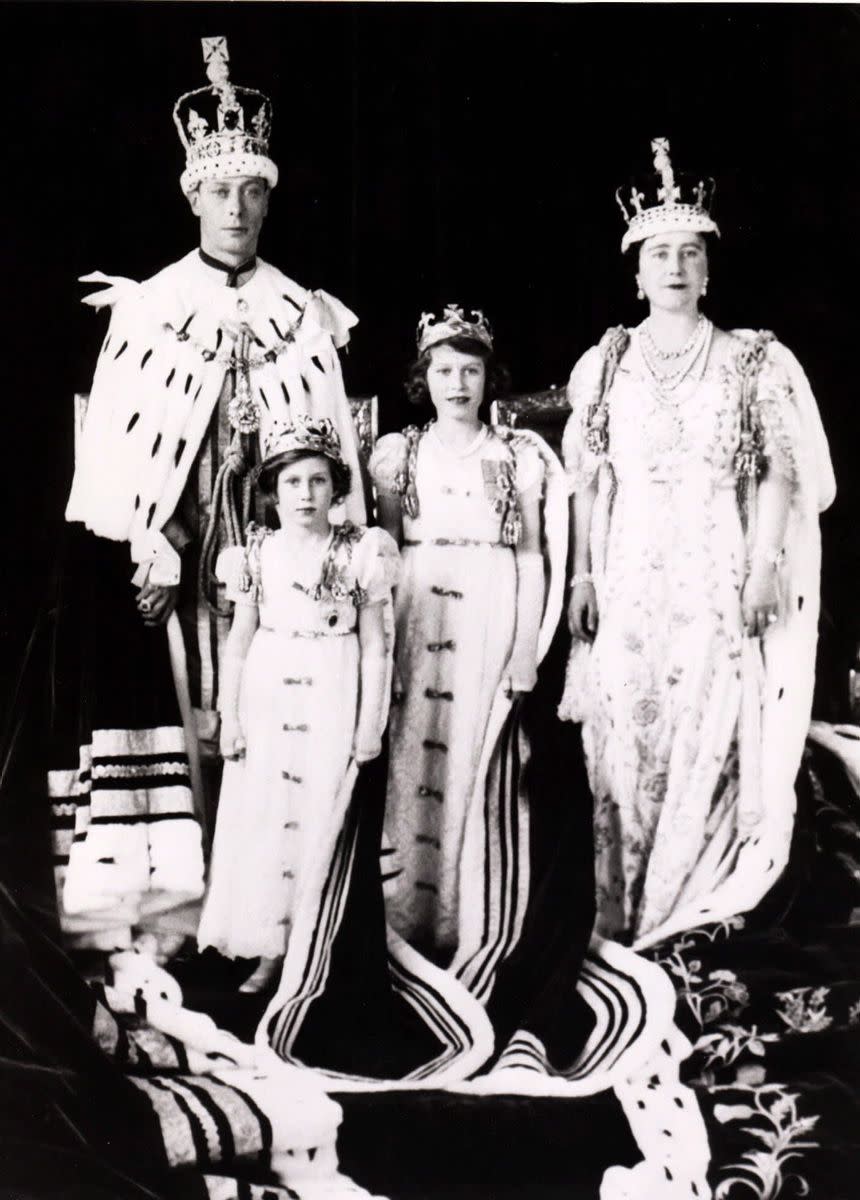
641;314;706;362
638;317;713;406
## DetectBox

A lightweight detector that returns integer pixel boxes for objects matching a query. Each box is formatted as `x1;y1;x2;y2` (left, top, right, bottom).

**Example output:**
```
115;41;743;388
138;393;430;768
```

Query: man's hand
136;580;180;627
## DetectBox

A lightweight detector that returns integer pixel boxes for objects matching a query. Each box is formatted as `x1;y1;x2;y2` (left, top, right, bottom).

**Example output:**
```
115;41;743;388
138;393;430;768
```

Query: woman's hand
742;566;779;638
352;737;381;766
220;717;246;761
568;580;599;642
136;580;180;627
503;655;538;699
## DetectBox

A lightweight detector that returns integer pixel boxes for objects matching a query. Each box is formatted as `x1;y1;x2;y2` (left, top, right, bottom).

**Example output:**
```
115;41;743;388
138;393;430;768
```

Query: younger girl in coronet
198;416;399;991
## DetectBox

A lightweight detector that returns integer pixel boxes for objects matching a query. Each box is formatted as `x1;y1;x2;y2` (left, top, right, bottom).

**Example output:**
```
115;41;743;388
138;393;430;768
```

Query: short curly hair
256;449;352;515
405;335;512;408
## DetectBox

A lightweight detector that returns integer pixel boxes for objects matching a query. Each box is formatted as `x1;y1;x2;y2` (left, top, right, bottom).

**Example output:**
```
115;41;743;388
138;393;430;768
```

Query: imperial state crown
173;36;278;194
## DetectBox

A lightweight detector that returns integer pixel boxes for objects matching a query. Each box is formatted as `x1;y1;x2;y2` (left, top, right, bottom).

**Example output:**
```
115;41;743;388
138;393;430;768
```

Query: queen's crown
616;138;718;252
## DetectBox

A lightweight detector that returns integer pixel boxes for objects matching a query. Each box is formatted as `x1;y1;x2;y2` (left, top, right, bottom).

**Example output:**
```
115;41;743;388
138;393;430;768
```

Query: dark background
2;1;859;713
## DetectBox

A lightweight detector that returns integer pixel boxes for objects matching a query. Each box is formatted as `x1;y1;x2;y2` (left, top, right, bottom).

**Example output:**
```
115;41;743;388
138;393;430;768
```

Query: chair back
490;386;570;457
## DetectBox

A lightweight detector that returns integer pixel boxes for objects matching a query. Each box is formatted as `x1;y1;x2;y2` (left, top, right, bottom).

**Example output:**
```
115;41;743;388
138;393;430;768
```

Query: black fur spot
126;413;140;433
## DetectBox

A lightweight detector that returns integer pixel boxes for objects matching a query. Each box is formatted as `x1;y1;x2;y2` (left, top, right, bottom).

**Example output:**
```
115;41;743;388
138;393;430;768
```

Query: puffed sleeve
513;437;545;503
755;343;803;487
351;526;401;604
215;535;264;606
562;345;603;494
368;432;408;497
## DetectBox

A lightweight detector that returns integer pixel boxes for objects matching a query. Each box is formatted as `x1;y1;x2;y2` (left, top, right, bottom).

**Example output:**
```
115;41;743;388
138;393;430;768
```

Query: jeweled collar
198;247;257;288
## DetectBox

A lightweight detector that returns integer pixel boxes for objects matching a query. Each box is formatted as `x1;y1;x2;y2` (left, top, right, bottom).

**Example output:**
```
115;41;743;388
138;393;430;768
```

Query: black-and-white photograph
2;2;859;1197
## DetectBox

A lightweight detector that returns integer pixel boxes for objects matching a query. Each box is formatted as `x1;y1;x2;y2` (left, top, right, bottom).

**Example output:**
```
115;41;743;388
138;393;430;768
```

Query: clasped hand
136;580;180;626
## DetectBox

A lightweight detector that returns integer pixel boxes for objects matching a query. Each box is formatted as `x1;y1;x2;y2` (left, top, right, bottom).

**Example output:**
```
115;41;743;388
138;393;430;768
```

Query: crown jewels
173;37;278;195
261;415;345;467
416;304;494;353
616;138;718;253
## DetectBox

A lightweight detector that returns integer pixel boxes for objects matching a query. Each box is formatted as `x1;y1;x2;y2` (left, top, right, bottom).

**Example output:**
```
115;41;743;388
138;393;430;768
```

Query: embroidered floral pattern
774;987;833;1035
713;1085;820;1200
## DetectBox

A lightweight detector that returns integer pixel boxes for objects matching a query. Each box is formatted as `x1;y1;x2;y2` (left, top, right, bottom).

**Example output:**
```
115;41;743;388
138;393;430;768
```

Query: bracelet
570;572;594;589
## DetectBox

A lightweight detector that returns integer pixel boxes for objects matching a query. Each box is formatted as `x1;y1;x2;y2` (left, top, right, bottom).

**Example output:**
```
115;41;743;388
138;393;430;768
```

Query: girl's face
426;343;487;423
637;230;708;314
275;455;334;531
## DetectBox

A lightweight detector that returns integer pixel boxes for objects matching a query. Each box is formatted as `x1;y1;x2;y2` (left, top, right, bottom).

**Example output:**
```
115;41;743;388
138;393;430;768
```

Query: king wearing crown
52;38;366;946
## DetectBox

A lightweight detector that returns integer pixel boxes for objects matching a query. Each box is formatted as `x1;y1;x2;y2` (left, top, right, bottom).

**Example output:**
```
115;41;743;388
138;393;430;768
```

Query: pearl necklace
638;317;713;405
640;314;706;362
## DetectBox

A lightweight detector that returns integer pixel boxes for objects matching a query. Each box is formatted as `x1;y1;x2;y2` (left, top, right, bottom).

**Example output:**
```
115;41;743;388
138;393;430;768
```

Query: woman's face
637;231;708;314
426;343;487;423
275;455;334;531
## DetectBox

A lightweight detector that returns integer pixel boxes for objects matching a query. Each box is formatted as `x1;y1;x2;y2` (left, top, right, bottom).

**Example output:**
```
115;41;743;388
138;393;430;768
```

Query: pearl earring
636;282;645;301
701;278;709;297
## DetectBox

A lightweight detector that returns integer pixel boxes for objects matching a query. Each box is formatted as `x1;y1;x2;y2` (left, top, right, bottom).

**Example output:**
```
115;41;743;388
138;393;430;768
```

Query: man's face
189;176;269;262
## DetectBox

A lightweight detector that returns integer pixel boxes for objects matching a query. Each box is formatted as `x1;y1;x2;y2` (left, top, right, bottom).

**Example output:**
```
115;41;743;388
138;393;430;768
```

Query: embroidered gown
197;523;399;961
370;424;543;953
559;328;830;944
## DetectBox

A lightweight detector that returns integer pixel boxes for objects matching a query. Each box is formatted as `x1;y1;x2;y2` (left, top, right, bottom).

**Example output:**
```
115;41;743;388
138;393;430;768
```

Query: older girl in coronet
370;306;565;962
